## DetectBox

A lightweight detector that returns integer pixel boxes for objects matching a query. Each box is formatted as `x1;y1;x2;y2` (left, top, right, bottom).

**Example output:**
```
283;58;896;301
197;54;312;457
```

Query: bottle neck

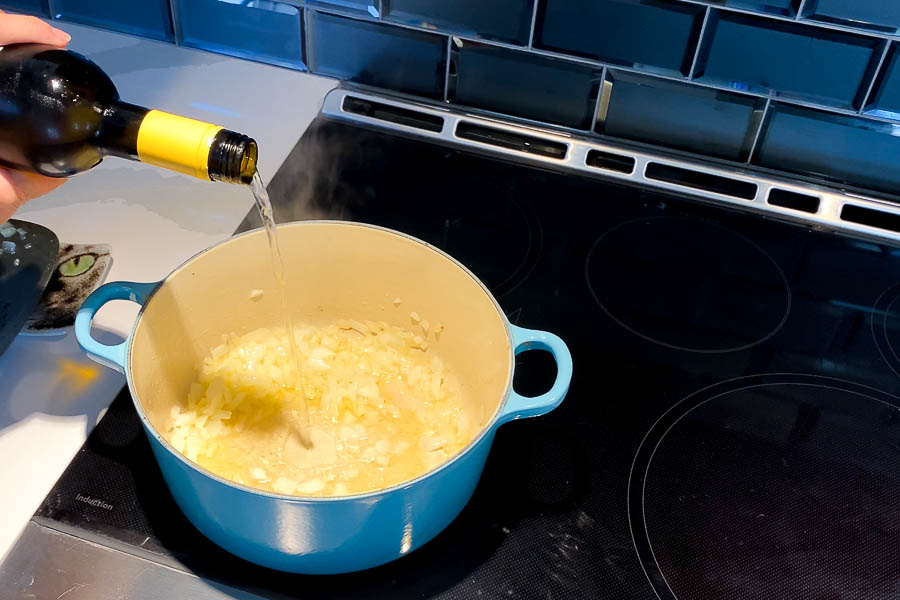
207;129;258;185
99;101;147;160
100;101;257;184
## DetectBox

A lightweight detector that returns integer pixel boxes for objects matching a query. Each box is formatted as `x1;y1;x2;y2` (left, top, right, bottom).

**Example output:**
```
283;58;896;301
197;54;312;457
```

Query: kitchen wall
4;0;900;199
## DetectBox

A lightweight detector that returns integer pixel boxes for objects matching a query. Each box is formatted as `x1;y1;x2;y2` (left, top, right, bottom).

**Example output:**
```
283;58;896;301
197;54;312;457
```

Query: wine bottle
0;44;257;184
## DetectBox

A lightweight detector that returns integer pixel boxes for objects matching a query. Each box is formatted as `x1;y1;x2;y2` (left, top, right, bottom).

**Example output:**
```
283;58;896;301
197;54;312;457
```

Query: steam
239;122;363;232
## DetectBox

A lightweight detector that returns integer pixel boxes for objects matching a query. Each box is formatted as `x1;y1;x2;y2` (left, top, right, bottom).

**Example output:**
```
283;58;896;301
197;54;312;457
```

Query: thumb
0;168;65;223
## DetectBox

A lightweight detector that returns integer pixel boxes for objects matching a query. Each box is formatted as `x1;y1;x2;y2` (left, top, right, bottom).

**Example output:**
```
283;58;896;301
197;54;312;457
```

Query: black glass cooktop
35;118;900;599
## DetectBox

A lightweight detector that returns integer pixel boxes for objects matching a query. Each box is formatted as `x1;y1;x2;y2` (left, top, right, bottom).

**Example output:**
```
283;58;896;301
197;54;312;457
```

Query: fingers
0;168;65;223
0;11;71;223
0;12;70;47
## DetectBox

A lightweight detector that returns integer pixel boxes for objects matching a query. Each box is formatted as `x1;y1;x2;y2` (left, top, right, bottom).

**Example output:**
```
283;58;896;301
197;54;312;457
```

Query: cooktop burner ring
487;194;543;298
872;281;900;379
585;216;792;353
627;373;900;600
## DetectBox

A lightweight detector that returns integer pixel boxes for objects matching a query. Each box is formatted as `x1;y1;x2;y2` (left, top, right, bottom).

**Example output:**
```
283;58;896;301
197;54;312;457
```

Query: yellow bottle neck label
135;110;223;180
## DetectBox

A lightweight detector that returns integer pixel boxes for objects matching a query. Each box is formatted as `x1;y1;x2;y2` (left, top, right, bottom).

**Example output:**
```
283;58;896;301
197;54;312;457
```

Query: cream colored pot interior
129;222;512;445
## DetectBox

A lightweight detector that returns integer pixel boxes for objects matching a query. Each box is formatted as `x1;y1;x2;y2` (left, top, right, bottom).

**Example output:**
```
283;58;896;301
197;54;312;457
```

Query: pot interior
129;222;512;467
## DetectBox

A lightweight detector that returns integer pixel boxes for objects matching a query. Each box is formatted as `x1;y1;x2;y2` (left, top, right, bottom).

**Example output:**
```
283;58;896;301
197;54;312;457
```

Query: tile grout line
443;36;453;103
746;98;771;164
858;41;891;113
527;0;539;49
589;66;608;132
167;0;182;45
303;6;314;71
688;6;711;79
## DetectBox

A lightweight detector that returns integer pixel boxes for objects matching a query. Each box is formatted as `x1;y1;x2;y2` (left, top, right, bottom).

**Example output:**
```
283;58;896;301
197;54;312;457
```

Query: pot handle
75;281;158;373
496;324;573;426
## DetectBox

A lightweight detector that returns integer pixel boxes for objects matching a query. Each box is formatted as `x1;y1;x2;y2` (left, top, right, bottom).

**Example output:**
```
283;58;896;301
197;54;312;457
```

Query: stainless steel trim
0;521;270;600
322;87;900;246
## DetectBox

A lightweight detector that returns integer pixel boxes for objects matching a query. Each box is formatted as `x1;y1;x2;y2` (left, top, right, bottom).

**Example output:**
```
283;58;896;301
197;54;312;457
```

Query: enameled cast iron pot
75;221;572;574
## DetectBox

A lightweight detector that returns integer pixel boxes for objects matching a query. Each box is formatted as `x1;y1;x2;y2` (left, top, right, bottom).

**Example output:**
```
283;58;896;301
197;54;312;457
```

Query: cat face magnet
22;243;112;334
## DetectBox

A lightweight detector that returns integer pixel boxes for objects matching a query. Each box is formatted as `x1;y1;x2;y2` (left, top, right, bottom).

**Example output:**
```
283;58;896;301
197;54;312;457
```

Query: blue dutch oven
75;221;572;574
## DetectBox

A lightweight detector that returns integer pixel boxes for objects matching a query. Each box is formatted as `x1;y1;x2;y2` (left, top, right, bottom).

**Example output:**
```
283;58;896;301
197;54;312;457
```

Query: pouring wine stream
250;172;312;448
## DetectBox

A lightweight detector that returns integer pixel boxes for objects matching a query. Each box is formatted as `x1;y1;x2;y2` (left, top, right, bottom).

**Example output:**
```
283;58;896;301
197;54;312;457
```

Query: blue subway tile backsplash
55;0;173;42
802;0;900;34
307;11;446;99
754;103;900;195
450;40;601;129
0;0;47;15
696;11;882;109
176;0;304;69
6;0;900;200
535;0;706;77
599;70;765;161
384;0;534;45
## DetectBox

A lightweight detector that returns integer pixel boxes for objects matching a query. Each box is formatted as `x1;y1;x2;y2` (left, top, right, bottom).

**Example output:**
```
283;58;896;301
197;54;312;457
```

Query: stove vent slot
841;204;900;234
767;188;820;214
645;163;757;200
455;122;568;159
342;96;444;132
586;149;635;174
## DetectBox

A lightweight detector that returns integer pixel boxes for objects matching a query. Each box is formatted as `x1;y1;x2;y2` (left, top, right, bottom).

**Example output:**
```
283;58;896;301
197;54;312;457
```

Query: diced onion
163;320;473;497
273;477;297;494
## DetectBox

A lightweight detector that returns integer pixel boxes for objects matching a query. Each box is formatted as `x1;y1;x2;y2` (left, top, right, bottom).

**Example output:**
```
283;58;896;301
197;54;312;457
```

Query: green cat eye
59;254;96;277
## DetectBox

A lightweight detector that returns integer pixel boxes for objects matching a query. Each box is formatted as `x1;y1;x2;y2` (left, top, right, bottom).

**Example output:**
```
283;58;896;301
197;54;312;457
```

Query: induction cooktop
6;88;900;599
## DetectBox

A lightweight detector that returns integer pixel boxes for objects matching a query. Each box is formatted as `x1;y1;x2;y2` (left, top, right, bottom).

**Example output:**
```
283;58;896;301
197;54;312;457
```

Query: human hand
0;11;71;223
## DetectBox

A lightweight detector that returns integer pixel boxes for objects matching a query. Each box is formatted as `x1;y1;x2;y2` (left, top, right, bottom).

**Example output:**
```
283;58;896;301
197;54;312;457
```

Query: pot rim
126;220;516;503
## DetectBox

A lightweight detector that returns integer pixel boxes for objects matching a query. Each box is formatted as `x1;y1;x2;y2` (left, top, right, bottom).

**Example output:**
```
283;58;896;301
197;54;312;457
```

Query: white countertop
0;22;336;561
